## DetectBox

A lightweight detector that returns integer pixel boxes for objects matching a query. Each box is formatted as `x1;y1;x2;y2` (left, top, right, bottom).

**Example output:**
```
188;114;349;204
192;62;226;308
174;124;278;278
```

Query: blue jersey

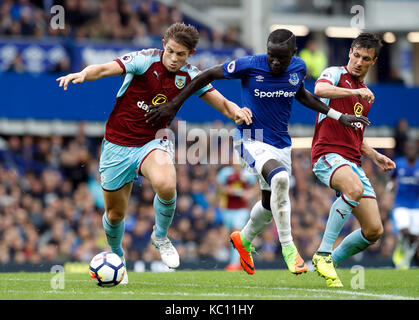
393;157;419;208
222;55;306;149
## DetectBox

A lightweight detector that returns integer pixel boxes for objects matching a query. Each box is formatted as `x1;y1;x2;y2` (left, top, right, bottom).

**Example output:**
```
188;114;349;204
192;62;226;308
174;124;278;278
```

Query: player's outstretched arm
56;61;124;90
361;140;396;172
295;83;370;128
200;90;252;125
145;65;226;126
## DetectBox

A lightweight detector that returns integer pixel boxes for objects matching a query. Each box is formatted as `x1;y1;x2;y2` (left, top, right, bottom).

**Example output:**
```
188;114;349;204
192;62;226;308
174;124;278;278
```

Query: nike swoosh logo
297;262;306;269
241;258;254;271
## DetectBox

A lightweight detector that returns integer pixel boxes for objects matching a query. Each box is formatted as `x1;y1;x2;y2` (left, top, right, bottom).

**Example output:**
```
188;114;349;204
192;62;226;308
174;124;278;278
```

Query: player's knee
345;183;364;202
271;170;289;191
153;177;176;200
364;224;384;242
106;210;124;225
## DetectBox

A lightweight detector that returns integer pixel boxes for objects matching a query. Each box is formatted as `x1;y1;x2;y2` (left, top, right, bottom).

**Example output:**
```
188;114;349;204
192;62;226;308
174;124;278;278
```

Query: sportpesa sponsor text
254;89;297;98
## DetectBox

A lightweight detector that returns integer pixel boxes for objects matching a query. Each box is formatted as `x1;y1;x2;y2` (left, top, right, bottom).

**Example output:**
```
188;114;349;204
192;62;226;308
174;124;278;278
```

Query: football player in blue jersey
146;29;369;275
391;139;419;269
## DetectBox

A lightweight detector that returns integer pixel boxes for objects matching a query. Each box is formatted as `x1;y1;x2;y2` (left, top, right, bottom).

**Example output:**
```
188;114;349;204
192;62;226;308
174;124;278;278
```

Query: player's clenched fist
56;70;87;90
355;87;375;103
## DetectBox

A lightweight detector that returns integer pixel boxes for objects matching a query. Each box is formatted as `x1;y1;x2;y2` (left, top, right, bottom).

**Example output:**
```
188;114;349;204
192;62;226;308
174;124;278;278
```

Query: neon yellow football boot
312;252;338;280
325;277;343;287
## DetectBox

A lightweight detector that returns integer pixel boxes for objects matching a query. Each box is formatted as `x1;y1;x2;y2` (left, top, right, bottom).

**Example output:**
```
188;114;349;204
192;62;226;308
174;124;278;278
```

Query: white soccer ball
89;252;126;287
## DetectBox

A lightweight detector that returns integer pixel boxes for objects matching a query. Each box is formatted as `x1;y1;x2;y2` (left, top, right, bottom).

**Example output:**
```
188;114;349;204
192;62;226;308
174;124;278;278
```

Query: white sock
270;171;293;248
242;200;272;242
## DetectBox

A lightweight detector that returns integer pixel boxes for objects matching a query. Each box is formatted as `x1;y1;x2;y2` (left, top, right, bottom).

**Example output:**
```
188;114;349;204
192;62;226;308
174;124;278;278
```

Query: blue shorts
220;208;250;230
312;153;376;199
99;138;174;191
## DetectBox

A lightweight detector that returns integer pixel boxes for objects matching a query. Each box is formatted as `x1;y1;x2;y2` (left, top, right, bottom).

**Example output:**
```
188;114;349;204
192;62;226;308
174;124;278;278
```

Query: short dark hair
267;29;296;48
164;22;199;52
351;33;383;58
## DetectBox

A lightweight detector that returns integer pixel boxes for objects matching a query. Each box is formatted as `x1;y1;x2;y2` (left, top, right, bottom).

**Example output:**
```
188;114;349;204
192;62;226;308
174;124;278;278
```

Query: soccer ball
89;252;126;287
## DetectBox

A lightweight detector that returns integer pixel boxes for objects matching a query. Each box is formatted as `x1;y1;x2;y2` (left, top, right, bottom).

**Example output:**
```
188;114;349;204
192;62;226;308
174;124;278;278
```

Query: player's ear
349;47;353;58
162;39;166;49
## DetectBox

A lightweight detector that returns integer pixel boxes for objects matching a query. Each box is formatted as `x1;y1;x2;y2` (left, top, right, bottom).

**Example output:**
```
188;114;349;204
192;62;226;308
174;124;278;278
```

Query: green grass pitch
1;269;418;300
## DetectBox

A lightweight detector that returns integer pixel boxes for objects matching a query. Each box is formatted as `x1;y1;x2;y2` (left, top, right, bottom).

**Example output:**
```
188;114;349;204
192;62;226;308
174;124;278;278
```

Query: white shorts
392;207;419;236
233;138;291;191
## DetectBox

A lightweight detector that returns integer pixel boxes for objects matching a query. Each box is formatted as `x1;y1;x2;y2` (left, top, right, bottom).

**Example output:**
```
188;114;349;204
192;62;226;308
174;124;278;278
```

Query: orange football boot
230;231;255;275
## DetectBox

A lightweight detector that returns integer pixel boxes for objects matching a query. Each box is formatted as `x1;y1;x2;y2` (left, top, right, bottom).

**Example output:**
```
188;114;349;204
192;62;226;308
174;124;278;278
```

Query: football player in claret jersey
57;23;252;283
146;29;368;275
311;33;396;286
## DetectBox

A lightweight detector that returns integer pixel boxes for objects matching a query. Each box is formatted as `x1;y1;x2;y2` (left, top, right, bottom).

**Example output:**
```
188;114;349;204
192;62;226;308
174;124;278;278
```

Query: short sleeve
316;66;341;86
114;49;158;75
222;56;252;80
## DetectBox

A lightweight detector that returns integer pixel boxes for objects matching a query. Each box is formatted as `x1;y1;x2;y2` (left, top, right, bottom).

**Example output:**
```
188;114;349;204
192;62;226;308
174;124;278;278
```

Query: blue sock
153;193;177;237
102;212;124;257
318;195;359;253
332;228;374;263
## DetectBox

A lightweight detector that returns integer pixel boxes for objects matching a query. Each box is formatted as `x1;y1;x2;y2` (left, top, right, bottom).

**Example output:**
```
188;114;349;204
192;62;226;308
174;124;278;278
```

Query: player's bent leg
262;161;308;274
141;149;179;269
312;165;363;284
332;198;382;264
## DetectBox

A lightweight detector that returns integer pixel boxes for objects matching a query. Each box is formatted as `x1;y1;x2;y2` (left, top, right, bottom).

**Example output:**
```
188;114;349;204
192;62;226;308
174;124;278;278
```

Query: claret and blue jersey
222;55;307;149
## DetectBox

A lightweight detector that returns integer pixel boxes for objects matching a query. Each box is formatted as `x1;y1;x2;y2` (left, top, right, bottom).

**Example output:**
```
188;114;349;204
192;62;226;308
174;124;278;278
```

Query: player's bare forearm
360;139;378;159
201;90;236;120
201;90;252;125
57;61;123;90
296;85;330;115
315;82;355;99
82;62;123;81
315;82;375;103
296;85;370;128
361;139;396;172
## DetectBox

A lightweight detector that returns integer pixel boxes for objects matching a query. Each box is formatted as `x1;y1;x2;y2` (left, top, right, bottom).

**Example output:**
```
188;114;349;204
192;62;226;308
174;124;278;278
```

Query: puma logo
336;209;346;219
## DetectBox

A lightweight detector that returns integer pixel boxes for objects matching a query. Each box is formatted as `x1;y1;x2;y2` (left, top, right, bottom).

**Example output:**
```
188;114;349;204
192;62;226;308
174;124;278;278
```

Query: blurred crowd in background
0;0;241;48
0;119;417;269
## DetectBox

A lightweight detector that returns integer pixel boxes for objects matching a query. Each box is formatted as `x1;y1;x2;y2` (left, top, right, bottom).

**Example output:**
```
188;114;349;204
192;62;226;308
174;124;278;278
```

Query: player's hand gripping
339;113;370;129
56;71;87;90
355;88;375;103
234;107;253;125
145;102;178;127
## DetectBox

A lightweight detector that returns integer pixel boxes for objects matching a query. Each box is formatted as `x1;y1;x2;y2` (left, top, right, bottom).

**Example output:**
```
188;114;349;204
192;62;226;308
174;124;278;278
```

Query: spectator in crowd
216;157;257;271
298;38;328;80
393;118;409;159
